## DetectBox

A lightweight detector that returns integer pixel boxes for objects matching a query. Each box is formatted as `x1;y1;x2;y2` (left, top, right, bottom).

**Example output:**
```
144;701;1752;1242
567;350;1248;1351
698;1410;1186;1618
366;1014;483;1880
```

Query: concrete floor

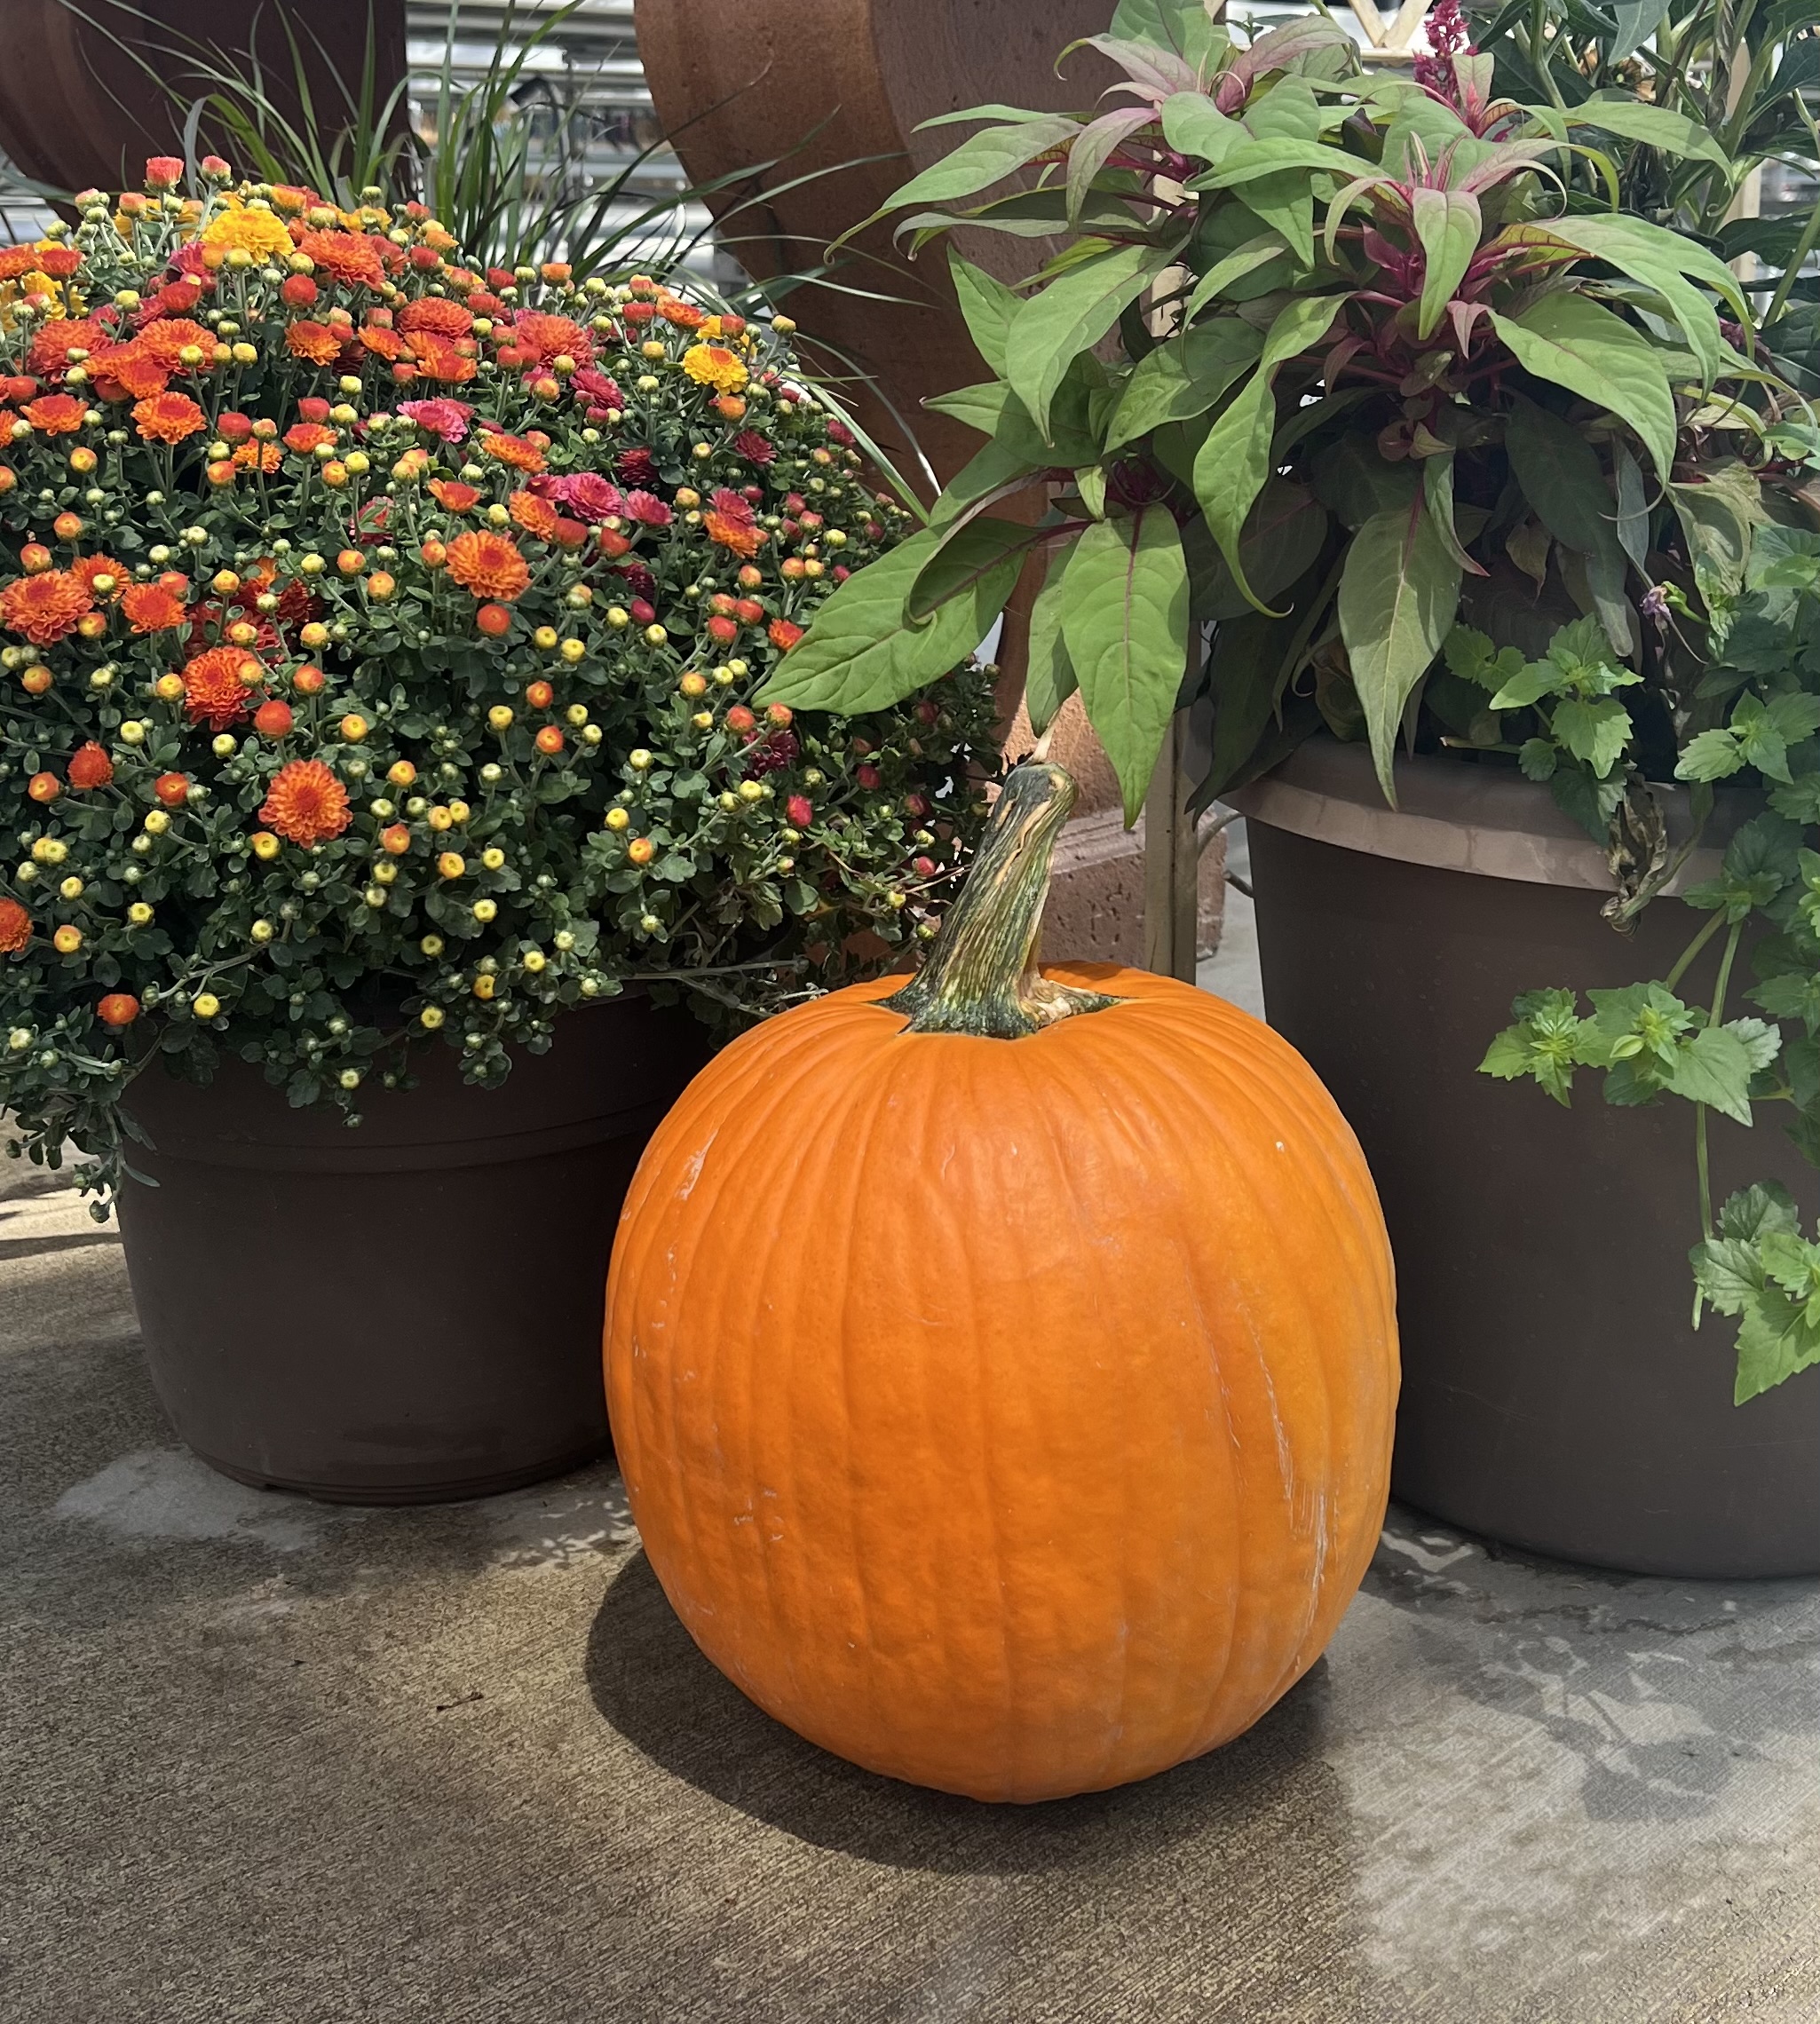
5;890;1820;2023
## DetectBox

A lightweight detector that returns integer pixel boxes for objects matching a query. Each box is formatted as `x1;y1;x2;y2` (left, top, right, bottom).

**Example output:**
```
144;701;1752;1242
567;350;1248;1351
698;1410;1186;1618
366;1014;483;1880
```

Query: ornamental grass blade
1339;495;1463;804
1059;506;1191;823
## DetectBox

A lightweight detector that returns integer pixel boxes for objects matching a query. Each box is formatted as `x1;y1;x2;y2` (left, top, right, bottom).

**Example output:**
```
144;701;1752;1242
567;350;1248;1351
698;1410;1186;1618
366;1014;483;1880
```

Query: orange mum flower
657;295;708;330
297;229;387;289
34;246;82;281
285;320;344;366
509;311;591;365
0;247;42;283
133;318;214;370
404;331;477;383
67;740;114;789
477;428;545;473
398;296;473;338
704;509;762;558
283;421;338;455
0;897;29;953
89;343;170;400
27;316;114;379
358;322;406;361
446;529;531;602
23;393;86;434
233;440;283;473
1;569;92;644
180;645;260;727
508;488;560;540
260;758;351;844
122;581;186;632
132;391;206;443
71;554;127;599
769;617;805;652
427;478;479;513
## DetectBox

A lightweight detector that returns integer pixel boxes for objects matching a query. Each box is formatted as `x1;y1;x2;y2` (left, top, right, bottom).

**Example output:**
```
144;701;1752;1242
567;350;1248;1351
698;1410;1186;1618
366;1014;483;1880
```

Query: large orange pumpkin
606;761;1397;1802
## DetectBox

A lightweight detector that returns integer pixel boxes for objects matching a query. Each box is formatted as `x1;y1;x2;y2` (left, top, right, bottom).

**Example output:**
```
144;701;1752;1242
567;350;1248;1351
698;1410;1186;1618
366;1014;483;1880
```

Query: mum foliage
0;162;993;1210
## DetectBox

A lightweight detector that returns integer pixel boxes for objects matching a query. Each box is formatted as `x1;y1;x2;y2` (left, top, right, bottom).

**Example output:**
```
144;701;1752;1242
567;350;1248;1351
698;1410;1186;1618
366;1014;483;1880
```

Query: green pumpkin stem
884;759;1121;1040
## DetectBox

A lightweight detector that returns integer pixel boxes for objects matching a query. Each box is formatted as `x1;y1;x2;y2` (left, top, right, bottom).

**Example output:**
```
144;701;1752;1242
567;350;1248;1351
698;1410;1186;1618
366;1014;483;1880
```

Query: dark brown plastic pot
1230;738;1820;1577
116;992;709;1505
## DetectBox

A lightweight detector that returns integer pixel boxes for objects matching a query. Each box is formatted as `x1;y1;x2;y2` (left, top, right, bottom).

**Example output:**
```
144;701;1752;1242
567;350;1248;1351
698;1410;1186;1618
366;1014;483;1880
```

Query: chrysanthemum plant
760;0;1820;1400
0;157;994;1211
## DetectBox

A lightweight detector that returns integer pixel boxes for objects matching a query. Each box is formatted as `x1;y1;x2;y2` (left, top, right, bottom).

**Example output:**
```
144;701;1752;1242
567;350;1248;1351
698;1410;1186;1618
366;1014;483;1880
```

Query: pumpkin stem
883;760;1120;1040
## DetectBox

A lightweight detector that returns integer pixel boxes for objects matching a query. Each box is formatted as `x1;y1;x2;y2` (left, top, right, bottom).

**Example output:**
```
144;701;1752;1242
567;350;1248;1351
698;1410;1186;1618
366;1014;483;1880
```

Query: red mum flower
396;397;473;441
428;478;479;513
0;897;29;953
1;569;92;644
180;644;261;727
732;430;777;465
571;368;623;410
23;393;86;434
33;246;82;281
67;740;114;789
769;618;805;652
615;447;660;488
260;759;351;844
534;470;623;524
623;490;672;527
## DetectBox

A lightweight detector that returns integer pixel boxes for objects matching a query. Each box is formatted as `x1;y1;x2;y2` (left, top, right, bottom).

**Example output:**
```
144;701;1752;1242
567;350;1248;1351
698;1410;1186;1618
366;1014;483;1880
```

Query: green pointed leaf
1339;496;1463;802
1492;294;1677;483
1609;0;1672;62
1613;441;1649;575
1666;1023;1759;1125
923;379;1012;436
1568;93;1729;169
1160;91;1241;167
1068;107;1157;225
1551;696;1634;779
1104;318;1263;448
1059;504;1191;822
1411;186;1482;342
1421;454;1484;577
1182;232;1290;321
1189;137;1362;189
757;521;1022;716
1192;293;1349;610
878;117;1082;230
1024;539;1080;736
1529;212;1738;384
1112;0;1229;76
1504;398;1625;566
1005;242;1171;439
946;252;1024;378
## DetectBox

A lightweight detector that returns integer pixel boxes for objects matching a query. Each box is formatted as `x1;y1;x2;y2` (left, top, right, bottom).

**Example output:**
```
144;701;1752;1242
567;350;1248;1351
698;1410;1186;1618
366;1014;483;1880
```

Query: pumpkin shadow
584;1549;1340;1877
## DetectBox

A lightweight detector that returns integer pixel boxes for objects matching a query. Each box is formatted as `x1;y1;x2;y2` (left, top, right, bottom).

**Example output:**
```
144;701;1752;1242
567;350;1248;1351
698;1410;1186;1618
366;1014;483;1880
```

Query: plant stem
1663;908;1727;992
882;761;1120;1039
1763;195;1820;329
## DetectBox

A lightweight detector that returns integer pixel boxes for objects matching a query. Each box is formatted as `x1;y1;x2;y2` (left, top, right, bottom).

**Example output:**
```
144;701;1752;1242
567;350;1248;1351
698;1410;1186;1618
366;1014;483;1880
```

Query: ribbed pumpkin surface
606;961;1397;1803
